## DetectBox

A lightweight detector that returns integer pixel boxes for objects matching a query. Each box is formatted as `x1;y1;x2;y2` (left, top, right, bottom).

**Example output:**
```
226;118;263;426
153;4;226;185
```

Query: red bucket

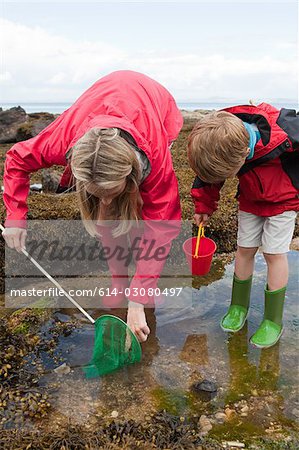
183;236;217;276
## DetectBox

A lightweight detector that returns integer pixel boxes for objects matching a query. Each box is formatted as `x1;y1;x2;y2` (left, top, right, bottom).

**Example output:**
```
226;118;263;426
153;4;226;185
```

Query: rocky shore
0;106;58;143
0;307;298;449
0;108;298;449
0;106;208;143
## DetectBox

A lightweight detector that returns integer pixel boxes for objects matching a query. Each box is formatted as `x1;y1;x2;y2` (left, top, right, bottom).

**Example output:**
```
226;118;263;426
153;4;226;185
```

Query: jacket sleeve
277;108;299;148
128;222;180;306
3;113;69;228
129;166;181;305
56;164;75;193
191;176;223;215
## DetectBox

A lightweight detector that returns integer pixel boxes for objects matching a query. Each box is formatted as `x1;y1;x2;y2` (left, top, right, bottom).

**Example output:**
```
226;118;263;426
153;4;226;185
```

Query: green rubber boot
250;286;286;349
221;274;252;333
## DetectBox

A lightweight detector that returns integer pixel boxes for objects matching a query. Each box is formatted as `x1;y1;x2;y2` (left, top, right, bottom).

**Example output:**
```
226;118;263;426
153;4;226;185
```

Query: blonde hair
70;128;143;237
187;111;249;184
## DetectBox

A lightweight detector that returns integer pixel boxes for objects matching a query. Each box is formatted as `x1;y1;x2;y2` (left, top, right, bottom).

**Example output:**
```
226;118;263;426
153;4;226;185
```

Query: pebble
191;380;217;401
222;442;245;448
291;408;299;418
194;380;217;393
53;312;71;323
215;412;227;421
225;408;236;420
53;363;71;375
240;405;249;413
199;414;213;432
111;410;119;418
89;417;98;425
251;389;258;397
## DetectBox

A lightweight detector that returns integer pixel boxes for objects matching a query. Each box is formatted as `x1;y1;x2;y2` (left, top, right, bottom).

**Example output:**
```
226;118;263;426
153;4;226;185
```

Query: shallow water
29;251;299;435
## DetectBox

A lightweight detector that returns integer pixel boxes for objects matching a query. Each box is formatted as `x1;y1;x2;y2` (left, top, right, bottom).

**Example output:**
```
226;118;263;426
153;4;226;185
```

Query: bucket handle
194;223;205;258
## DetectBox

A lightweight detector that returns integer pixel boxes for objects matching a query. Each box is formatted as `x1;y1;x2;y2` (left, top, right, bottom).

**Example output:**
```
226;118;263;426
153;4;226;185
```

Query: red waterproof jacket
3;70;183;227
191;103;299;217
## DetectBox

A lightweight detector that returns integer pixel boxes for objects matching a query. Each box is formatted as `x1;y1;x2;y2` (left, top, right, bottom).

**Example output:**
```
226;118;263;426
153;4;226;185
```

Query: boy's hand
194;213;210;226
2;227;27;253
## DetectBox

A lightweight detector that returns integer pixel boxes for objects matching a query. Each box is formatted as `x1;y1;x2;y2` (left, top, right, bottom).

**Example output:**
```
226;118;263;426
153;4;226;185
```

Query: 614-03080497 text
9;287;183;298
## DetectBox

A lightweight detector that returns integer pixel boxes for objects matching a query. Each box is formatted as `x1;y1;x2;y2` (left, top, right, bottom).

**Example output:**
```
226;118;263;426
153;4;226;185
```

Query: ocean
1;101;298;114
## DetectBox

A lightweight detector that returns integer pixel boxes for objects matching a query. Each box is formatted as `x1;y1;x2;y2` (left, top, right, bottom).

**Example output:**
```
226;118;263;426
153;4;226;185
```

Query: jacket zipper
252;169;264;193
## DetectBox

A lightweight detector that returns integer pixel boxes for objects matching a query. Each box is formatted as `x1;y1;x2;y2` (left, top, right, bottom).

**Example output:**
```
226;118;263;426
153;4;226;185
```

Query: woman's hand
2;227;27;253
194;213;210;227
127;301;150;342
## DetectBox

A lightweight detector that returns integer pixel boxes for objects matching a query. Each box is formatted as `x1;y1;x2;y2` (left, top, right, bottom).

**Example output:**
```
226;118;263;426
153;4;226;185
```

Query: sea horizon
1;100;298;114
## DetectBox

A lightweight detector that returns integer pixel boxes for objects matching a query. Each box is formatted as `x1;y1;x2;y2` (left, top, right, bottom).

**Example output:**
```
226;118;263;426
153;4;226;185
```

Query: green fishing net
83;315;142;378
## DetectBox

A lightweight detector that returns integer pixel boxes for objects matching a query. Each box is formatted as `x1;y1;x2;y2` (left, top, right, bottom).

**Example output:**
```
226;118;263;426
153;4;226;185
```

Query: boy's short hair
187;111;250;184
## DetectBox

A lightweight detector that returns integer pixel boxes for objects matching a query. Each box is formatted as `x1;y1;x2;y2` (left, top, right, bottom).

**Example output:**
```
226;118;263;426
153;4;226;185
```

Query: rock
199;414;213;432
111;410;119;418
53;363;71;375
191;379;217;401
222;442;245;448
0;107;57;144
240;405;249;413
89;417;98;426
42;169;61;193
290;237;299;251
215;412;227;421
225;408;236;420
251;389;258;397
291;408;299;418
0;106;28;143
194;379;217;393
30;183;43;192
54;312;71;323
15;112;56;142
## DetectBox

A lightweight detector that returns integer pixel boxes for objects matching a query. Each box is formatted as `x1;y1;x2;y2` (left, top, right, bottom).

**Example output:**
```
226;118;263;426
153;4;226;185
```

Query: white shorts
237;210;297;254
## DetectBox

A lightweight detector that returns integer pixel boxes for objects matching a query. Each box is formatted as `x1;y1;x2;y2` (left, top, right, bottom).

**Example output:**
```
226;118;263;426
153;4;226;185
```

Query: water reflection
180;334;209;366
225;323;280;403
24;252;298;431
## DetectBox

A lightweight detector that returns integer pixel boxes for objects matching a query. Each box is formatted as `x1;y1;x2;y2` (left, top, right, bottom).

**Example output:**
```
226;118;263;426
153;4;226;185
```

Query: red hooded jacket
191;103;299;217
3;70;183;227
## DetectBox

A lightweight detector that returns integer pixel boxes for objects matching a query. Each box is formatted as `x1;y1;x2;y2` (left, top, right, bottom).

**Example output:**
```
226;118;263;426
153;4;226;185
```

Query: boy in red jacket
2;70;183;342
188;103;298;348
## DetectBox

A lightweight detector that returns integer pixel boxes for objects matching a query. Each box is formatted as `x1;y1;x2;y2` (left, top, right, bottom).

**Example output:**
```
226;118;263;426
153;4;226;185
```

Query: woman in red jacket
2;70;183;342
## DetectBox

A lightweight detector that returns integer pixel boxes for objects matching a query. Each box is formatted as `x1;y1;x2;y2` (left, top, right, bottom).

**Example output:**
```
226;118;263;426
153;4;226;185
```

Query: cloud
126;52;297;101
1;18;127;100
48;72;67;85
1;18;297;102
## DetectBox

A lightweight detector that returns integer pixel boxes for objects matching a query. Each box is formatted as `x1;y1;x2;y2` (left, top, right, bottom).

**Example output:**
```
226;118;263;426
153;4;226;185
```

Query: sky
0;1;298;104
